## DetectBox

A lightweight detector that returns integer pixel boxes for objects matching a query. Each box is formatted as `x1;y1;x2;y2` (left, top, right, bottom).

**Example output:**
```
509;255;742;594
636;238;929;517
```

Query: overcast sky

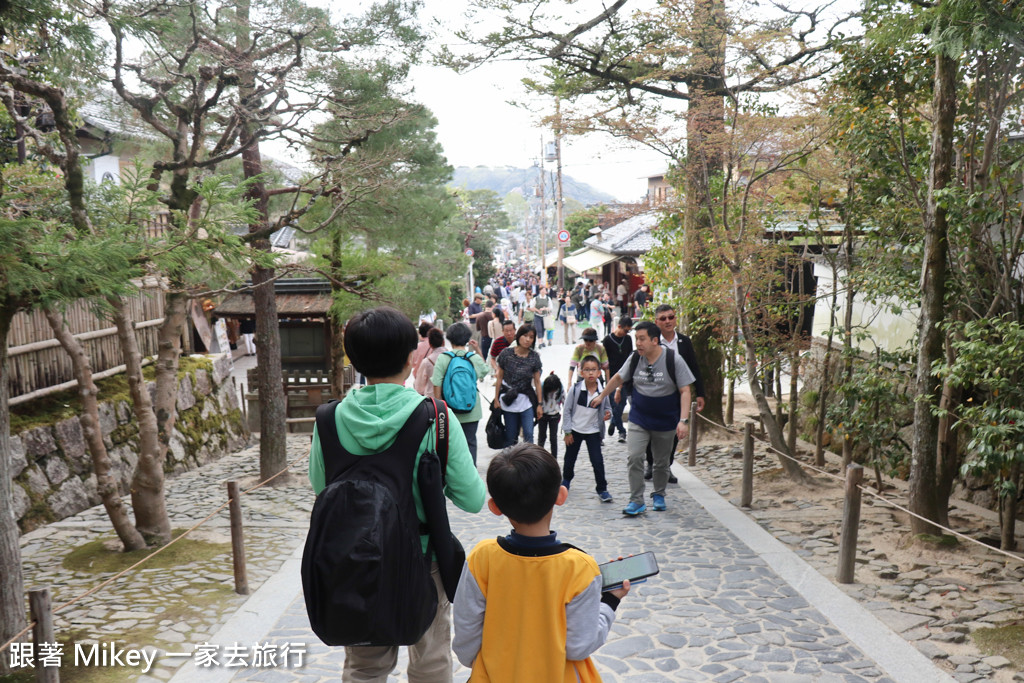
401;0;670;202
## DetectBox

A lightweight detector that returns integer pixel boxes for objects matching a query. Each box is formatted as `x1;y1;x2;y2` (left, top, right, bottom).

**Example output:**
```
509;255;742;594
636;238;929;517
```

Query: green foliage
308;77;462;322
563;204;605;251
826;347;914;476
937;316;1024;495
455;188;508;287
0;161;139;310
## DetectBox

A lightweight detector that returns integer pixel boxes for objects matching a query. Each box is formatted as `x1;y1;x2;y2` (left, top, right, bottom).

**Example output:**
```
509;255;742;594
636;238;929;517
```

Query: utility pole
555;99;565;291
539;137;547;282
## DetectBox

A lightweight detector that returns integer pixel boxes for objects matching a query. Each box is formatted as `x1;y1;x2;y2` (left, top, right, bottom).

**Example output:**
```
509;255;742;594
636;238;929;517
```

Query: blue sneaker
622;501;646;516
652;494;667;511
598;490;613;503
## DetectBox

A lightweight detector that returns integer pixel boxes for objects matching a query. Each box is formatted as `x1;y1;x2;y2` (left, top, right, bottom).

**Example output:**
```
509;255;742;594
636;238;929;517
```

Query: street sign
465;248;475;257
557;230;570;243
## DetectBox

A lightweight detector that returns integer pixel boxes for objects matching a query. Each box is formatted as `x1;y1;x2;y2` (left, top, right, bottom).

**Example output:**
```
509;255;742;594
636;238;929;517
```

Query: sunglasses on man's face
657;314;676;322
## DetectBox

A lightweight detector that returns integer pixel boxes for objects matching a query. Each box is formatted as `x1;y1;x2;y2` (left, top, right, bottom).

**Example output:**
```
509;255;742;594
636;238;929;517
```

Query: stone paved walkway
183;429;950;683
12;341;965;682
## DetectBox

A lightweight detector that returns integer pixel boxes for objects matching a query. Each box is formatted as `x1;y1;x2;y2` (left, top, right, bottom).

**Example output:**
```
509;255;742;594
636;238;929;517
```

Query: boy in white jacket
561;355;613;501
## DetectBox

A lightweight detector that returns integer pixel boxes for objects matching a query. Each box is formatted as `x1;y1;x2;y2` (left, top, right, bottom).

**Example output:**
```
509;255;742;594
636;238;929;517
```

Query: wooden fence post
226;481;249;595
29;588;58;683
836;464;864;584
741;422;754;508
687;401;698;466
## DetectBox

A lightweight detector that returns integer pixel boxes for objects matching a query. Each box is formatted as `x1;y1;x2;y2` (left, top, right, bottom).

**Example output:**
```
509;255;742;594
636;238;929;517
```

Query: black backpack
302;397;452;647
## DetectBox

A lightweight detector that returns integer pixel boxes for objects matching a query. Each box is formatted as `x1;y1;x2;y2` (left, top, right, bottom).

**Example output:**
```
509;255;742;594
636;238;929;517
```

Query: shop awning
563;248;618;274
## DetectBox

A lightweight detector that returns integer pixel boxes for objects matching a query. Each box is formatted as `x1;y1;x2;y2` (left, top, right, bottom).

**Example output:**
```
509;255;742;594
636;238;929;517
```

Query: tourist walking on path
561;356;613;502
537;372;564;460
645;303;705;481
307;306;485;683
602;316;633;443
558;295;578;344
486;306;504;364
591;321;694;516
567;328;610;385
493;325;543;447
453;444;629;682
532;287;553;347
476;303;495;359
413;328;445;397
411;321;433;377
588;296;607;338
488;319;515;374
432;323;489;465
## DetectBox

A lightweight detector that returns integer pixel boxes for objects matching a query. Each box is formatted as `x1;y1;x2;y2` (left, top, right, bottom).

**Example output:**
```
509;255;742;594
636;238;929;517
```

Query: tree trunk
0;305;27;669
725;332;736;425
1000;461;1020;551
787;255;809;455
733;276;811;483
841;227;857;468
815;240;844;467
909;50;956;536
236;0;288;483
934;337;962;529
682;0;727;425
328;233;346;397
109;295;172;546
43;307;146;551
329;310;346;398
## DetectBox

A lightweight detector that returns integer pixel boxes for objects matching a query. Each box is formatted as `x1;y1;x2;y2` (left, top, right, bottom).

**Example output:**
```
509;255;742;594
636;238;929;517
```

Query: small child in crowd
453;444;629;682
537;372;564;459
561;356;613;502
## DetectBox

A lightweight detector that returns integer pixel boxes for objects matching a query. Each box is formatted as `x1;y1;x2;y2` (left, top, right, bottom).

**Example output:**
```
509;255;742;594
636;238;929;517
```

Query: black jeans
563;430;607;493
460;420;478;466
537;413;560;459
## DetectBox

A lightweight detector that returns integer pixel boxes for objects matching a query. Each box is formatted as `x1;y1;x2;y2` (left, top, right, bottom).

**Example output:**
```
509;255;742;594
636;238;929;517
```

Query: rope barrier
692;411;1024;566
0;449;310;654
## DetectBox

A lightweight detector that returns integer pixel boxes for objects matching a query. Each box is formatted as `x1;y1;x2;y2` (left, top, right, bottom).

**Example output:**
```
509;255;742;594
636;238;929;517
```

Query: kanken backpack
441;351;478;413
302;398;448;647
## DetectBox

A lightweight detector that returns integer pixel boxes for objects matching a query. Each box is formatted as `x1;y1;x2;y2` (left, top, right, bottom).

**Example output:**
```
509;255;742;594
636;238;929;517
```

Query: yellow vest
466;539;603;683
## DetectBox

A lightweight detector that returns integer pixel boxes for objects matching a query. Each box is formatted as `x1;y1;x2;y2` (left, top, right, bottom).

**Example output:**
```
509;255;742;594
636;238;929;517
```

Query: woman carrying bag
493;325;543;447
558;295;578;345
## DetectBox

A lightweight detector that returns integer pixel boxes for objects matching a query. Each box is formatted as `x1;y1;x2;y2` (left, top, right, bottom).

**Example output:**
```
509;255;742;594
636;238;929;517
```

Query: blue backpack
442;351;478;413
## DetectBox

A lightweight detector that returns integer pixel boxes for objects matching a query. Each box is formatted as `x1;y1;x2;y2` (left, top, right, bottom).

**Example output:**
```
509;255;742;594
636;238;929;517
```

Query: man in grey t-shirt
591;321;693;515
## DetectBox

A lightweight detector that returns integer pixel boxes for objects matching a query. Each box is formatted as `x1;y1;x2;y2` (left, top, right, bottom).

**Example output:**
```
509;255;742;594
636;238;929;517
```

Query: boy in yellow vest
453;444;630;682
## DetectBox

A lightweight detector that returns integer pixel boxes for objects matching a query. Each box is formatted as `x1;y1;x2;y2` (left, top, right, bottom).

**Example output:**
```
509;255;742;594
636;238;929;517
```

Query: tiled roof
583;211;661;255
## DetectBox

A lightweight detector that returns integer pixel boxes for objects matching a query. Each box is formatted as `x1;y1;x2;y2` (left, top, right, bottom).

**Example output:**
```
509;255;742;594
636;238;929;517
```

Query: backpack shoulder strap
628;352;641;376
316;400;356;484
665;347;677;386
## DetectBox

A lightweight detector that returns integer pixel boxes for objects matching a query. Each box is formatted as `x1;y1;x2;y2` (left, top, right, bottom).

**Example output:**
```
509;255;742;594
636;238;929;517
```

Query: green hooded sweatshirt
308;383;485;553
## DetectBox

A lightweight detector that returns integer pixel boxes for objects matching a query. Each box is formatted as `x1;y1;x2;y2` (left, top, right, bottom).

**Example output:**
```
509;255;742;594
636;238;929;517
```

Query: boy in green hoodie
308;306;486;683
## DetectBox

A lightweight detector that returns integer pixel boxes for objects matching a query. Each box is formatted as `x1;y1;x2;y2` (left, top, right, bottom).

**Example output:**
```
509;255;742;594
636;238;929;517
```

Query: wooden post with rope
687;401;698;466
741;422;754;508
29;588;58;683
227;481;249;595
837;464;864;584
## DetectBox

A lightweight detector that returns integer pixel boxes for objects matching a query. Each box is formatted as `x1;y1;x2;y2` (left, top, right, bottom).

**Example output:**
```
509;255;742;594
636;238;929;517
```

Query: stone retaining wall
9;354;249;532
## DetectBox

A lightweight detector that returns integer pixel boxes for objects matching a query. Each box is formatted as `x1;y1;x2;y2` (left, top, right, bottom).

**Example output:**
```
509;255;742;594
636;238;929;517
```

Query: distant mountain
450;166;616;207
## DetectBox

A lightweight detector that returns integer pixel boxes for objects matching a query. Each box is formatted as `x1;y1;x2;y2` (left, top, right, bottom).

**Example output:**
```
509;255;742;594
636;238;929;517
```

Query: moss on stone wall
10;356;214;433
10;355;247;531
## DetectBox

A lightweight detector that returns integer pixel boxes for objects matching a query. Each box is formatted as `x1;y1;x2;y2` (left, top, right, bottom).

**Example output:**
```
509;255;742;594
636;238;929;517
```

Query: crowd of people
306;269;706;682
